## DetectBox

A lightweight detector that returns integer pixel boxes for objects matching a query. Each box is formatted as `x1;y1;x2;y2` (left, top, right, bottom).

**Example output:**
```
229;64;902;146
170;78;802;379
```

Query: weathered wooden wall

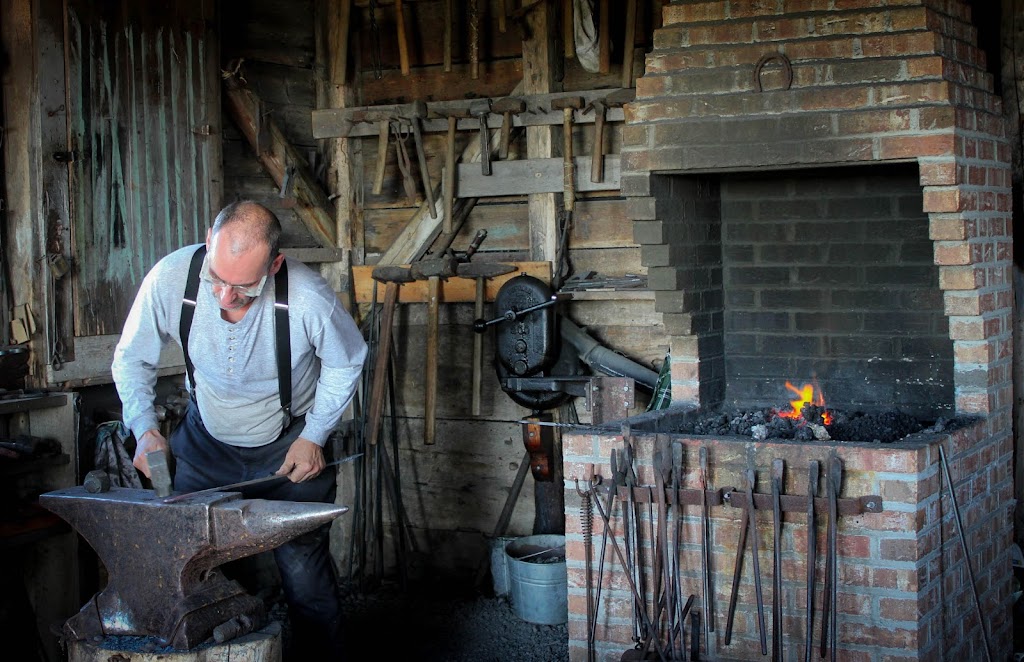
340;0;669;576
221;0;325;247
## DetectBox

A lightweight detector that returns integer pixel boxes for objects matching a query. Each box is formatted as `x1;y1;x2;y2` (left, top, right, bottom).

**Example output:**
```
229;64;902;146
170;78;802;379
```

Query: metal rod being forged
163;454;362;503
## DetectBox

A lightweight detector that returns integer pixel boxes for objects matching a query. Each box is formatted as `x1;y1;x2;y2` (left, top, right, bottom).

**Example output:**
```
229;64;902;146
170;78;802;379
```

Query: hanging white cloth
573;0;600;73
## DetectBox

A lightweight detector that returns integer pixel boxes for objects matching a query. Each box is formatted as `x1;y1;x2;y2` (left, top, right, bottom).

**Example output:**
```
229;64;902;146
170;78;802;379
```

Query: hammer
590;88;635;183
407;100;437;219
469;99;493;176
442;108;471;234
550;96;584;212
492;96;526;160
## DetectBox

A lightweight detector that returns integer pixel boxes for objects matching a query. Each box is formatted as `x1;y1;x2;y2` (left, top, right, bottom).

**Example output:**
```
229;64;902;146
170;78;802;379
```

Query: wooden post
523;1;560;264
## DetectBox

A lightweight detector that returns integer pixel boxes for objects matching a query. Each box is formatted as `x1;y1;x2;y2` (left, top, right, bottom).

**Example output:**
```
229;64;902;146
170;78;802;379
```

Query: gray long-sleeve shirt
112;244;367;447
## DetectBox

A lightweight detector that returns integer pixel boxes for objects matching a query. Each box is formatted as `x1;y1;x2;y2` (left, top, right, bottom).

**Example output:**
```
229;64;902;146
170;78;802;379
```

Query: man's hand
276;437;326;483
133;429;169;478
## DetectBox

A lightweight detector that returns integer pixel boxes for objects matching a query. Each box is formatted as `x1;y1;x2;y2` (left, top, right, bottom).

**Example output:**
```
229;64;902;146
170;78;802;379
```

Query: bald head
210;201;283;261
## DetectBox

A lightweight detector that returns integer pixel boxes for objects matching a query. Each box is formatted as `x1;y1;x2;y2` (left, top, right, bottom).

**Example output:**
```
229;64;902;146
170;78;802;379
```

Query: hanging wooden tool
443;0;453;72
469;0;481;79
551;96;584;212
395;0;410;75
622;0;637;87
407;101;437;219
598;0;610;74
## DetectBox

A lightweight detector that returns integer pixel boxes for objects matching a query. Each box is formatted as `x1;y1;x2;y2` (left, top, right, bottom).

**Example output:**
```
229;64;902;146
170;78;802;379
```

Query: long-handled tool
771;458;785;661
819;455;841;661
492;96;526;160
575;470;597;662
622;441;648;647
622;0;638;88
591;479;669;661
804;460;820;662
937;445;993;662
395;0;410;75
550;96;584;213
746;468;768;656
589;455;621;653
724;487;749;646
589;88;635;183
699;446;715;650
470;99;493;175
408;100;437;219
469;0;481;79
163;453;363;503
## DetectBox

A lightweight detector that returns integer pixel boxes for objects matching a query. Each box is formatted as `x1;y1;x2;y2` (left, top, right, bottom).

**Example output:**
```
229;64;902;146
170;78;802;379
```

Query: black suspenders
180;246;292;426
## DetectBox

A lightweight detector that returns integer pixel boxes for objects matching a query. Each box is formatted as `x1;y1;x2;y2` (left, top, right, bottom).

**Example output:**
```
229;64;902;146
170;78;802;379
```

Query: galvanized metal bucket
504;534;568;625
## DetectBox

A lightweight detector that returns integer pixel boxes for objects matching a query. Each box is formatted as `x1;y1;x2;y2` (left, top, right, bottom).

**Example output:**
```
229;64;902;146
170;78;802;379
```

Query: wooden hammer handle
367;282;399;446
591;107;606;184
444;116;457;234
562;107;576;212
372;119;389;195
396;0;410;76
424;276;441;445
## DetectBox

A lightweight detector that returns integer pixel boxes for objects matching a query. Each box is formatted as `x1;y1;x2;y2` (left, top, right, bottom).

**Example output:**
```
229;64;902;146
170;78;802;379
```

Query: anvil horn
40;486;349;649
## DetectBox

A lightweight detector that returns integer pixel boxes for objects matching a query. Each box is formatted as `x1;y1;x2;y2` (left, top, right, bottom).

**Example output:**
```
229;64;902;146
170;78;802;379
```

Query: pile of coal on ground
338;579;568;661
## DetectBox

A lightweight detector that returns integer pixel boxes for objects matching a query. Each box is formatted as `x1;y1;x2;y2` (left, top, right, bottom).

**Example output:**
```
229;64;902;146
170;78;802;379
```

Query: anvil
40;486;348;649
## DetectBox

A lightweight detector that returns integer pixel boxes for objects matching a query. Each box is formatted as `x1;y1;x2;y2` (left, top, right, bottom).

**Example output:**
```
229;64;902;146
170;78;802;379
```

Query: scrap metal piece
39;486;348;649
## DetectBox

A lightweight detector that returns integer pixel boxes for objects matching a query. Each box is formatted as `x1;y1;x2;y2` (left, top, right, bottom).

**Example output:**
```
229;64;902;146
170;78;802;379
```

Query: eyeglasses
199;255;269;298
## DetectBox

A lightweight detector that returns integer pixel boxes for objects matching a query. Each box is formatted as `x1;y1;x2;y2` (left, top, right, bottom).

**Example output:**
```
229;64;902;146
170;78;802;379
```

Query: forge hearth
562;407;1009;661
665;405;970;444
565;0;1014;658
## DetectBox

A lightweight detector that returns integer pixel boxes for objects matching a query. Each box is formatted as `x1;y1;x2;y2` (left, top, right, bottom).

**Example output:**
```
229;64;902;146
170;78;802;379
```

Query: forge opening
651;162;956;419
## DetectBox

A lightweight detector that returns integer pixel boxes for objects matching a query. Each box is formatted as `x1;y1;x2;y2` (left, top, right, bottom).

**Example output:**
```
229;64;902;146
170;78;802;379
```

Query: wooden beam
223;70;337;248
311;89;628;139
456;156;621;197
351;262;551;303
281;247;347;263
315;0;361;293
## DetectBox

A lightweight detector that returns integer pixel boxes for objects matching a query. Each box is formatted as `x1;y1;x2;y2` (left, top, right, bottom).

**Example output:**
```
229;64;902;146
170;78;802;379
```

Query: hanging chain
368;0;384;80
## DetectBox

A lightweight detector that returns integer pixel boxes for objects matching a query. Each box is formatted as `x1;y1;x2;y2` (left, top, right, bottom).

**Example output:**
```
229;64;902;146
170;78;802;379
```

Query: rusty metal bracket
723;489;882;515
612;486;729;507
586;377;635;424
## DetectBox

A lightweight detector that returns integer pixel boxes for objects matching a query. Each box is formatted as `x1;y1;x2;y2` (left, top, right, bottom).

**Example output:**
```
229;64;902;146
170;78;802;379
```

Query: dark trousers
170;403;343;658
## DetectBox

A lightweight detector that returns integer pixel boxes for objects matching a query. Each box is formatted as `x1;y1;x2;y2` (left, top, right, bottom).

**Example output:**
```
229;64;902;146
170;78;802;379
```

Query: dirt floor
336;578;569;661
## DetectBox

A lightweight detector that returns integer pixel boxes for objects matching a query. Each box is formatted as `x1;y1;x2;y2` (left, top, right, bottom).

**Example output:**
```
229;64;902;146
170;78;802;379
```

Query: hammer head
551;96;584;111
408;100;428;119
492;97;526;114
469;99;492;117
604;88;637;108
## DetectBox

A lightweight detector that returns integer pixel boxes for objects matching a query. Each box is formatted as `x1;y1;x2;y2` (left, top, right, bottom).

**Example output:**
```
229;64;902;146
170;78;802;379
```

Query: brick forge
563;1;1013;661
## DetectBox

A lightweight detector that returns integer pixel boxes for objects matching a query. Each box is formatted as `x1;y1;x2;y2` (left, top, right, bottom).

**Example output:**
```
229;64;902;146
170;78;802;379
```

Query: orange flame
778;381;832;426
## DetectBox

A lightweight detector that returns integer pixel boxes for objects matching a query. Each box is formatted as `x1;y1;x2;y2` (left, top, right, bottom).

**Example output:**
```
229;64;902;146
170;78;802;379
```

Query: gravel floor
337;579;569;661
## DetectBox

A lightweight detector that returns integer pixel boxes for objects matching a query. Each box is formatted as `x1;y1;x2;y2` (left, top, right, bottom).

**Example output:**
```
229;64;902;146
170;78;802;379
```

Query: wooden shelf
0;453;71;478
0;392;69;416
566;290;655;301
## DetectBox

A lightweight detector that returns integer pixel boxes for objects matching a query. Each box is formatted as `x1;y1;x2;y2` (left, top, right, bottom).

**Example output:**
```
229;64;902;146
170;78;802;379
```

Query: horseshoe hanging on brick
754;52;794;92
